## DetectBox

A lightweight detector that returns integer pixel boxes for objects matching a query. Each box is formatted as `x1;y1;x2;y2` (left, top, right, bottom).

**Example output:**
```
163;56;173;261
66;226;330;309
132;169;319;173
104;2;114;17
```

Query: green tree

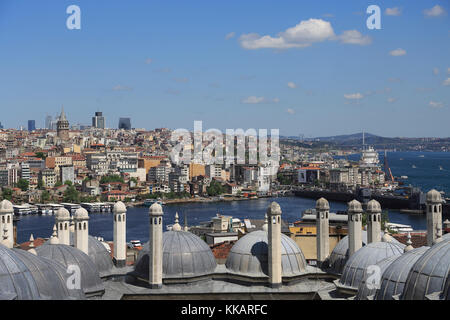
100;175;124;184
41;190;51;202
35;152;47;160
206;180;226;196
2;188;12;201
16;179;29;191
54;181;62;188
63;185;79;203
64;180;73;186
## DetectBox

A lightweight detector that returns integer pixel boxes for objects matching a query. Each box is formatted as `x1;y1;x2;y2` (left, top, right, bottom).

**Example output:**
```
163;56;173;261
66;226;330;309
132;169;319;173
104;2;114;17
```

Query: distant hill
309;132;379;143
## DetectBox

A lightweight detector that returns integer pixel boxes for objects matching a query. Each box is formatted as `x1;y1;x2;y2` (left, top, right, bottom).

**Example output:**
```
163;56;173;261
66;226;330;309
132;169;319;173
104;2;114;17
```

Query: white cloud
433;68;439;75
287;82;297;89
389;48;407;56
338;30;372;45
429;101;444;109
287;108;295;114
424;5;446;17
241;96;279;104
344;93;364;100
443;78;450;86
225;32;235;40
145;58;153;64
385;7;402;16
239;18;335;49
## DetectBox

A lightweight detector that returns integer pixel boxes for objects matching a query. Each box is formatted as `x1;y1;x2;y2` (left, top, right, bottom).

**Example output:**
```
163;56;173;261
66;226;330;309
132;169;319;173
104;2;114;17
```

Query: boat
144;199;163;206
412;165;417;168
439;166;444;171
418;155;425;158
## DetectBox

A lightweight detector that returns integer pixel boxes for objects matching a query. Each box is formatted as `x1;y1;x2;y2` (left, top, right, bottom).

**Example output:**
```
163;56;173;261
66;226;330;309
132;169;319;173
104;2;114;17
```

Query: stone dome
326;231;400;275
348;199;362;212
12;248;85;300
338;241;405;291
113;201;127;213
316;198;330;210
149;202;163;216
74;207;89;219
426;189;442;203
375;246;429;300
55;207;70;219
134;230;217;280
0;199;13;213
0;244;41;300
225;230;307;277
356;254;400;300
401;237;449;300
366;199;381;212
36;244;104;296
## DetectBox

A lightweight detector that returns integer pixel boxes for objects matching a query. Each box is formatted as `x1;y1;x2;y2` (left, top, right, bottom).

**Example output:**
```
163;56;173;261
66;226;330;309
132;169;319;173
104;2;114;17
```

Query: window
84;222;87;230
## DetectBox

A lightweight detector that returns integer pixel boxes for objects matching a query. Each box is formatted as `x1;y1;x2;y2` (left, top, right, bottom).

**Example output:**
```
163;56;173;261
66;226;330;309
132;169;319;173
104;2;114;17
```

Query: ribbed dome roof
55;208;70;219
134;230;217;280
0;244;41;300
348;199;362;211
375;246;429;300
426;189;442;203
326;231;400;275
36;244;104;296
225;230;307;277
338;241;405;291
0;199;13;212
12;248;85;300
356;254;399;300
401;238;450;300
316;198;330;210
366;199;381;212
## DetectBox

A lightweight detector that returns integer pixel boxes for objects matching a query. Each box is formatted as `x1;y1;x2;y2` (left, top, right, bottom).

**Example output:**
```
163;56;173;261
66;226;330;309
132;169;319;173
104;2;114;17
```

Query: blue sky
0;0;449;137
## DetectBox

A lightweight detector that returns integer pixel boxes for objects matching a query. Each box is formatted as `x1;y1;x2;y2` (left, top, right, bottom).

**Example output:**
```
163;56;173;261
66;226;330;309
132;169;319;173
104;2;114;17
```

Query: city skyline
0;1;449;137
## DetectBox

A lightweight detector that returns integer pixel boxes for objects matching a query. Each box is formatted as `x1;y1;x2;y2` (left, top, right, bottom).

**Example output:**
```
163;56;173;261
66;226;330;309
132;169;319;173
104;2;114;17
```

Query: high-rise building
45;115;52;129
118;118;131;130
27;120;36;132
92;112;105;129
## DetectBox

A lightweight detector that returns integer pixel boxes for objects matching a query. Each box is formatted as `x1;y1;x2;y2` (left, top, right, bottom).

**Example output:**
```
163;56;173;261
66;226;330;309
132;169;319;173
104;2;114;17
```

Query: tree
41;190;51;202
206;180;226;196
54;181;62;188
35;152;47;160
16;179;29;191
64;180;73;186
63;185;79;203
100;175;124;184
2;188;12;201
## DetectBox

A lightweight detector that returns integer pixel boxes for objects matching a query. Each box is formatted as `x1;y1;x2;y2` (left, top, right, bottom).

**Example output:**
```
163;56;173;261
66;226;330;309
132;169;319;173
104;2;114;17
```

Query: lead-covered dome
36;244;104;296
401;238;449;300
0;199;13;212
426;189;442;203
134;230;217;280
338;241;405;291
225;230;307;277
12;248;85;300
375;246;429;300
0;244;41;300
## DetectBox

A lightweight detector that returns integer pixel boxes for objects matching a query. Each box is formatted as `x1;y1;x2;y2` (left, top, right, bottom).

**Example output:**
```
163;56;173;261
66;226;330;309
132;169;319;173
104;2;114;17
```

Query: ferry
386;222;413;233
143;199;163;206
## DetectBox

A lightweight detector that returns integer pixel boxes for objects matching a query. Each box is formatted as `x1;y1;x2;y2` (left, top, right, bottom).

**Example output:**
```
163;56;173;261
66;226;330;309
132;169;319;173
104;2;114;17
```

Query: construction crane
384;150;394;182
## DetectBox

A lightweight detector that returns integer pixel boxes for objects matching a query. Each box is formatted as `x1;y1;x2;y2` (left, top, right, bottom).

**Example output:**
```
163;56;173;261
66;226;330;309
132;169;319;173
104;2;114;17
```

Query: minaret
426;189;442;246
172;212;181;231
28;234;37;255
366;199;382;243
73;207;89;255
55;207;71;245
149;202;163;289
316;197;330;266
348;199;363;256
113;201;127;267
50;225;60;245
267;202;282;288
0;200;14;248
404;232;413;252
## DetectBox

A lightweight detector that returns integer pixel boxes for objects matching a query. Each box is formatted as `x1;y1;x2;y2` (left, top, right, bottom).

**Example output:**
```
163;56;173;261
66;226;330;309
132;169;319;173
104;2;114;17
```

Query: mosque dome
55;208;70;219
0;199;13;212
348;200;362;212
12;248;85;300
326;231;400;275
338;241;405;291
225;230;307;277
134;230;217;280
0;244;41;300
401;238;450;300
113;201;127;213
74;207;89;219
316;198;330;210
356;254;400;300
426;189;442;203
442;272;450;300
149;202;163;216
36;244;104;296
375;246;429;300
366;199;381;212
